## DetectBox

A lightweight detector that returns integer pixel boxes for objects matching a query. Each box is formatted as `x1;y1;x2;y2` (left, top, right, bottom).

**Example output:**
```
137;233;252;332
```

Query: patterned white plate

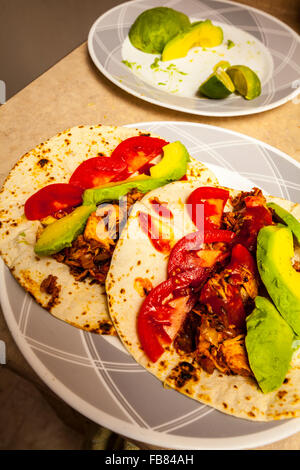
88;0;300;117
1;122;300;450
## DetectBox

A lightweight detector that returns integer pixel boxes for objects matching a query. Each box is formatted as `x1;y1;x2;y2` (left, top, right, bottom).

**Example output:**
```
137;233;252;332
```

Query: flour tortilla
0;125;218;335
106;180;300;420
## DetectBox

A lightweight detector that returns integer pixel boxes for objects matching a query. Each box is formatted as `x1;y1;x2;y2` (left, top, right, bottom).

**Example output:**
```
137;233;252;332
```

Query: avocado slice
245;296;294;393
82;176;168;206
267;202;300;244
34;204;96;256
83;141;189;206
161;20;223;61
150;141;189;179
257;225;300;336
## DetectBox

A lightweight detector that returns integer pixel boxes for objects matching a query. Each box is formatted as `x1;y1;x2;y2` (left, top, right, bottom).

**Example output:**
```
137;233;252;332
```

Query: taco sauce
138;211;173;254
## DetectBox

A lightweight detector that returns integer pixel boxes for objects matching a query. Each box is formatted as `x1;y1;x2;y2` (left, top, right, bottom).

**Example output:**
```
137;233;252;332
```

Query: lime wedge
199;68;235;99
226;65;261;100
213;60;231;72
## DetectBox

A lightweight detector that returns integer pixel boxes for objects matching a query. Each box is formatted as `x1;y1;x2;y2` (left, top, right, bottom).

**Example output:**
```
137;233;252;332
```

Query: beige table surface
0;2;300;450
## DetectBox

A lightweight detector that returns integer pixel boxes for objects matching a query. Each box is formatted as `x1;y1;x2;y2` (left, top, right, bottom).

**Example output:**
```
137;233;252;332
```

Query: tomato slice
200;244;257;330
110;136;168;174
137;268;210;362
187;187;229;230
69;156;127;190
69;136;168;190
167;229;236;277
24;183;83;220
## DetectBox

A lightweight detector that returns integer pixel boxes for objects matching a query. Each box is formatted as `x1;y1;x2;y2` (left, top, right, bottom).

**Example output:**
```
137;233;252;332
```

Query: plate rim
87;0;300;117
1;121;300;450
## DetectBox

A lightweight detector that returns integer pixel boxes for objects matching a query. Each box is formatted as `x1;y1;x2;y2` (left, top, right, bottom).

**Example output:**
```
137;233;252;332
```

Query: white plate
88;0;300;116
1;122;300;450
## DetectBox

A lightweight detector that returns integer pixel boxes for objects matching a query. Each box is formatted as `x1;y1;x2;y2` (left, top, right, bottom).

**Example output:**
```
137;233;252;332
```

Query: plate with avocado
1;121;300;450
88;0;300;116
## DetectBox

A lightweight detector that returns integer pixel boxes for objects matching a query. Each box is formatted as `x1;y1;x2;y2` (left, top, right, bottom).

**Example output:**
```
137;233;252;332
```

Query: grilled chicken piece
220;335;252;377
84;209;116;252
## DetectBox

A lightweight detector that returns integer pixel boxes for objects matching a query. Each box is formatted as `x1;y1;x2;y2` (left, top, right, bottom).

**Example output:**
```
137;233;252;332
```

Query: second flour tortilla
106;180;300;420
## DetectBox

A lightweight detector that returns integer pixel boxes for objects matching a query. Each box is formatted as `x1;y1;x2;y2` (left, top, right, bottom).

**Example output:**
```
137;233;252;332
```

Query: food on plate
123;7;266;103
128;7;191;54
106;182;300;420
35;204;96;256
0;125;218;335
200;64;261;100
226;65;261;100
199;67;235;99
267;202;300;243
257;225;300;336
161;20;223;61
245;296;295;393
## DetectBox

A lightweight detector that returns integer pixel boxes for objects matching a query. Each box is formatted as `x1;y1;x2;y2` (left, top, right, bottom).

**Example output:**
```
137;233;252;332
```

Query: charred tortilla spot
167;361;197;389
277;390;287;400
37;158;49;168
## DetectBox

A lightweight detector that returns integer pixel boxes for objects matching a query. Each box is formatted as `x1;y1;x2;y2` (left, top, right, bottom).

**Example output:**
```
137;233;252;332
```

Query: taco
0;125;218;335
106;180;300;420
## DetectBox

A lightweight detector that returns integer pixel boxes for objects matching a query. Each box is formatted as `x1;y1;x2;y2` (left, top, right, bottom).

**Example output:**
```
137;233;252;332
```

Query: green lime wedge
199;68;235;99
213;60;231;72
226;65;261;100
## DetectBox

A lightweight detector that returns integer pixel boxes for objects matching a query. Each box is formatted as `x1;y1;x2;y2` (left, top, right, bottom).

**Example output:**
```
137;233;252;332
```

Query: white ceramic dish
88;0;300;116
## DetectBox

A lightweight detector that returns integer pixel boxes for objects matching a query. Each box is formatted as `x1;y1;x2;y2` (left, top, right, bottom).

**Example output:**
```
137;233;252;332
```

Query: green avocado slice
161;19;223;61
150;140;189;179
245;296;294;393
34;204;96;256
267;202;300;244
82;176;168;206
257;225;300;336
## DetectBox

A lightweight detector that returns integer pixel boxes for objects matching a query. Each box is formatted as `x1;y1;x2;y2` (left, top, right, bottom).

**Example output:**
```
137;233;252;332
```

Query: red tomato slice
167;229;236;277
187;187;229;230
69;156;127;190
110;136;168;173
137;268;210;363
69;136;168;190
24;183;83;220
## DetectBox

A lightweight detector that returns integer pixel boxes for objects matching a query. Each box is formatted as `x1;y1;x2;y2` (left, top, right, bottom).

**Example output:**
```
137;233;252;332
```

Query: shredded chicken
53;189;144;284
40;275;61;309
